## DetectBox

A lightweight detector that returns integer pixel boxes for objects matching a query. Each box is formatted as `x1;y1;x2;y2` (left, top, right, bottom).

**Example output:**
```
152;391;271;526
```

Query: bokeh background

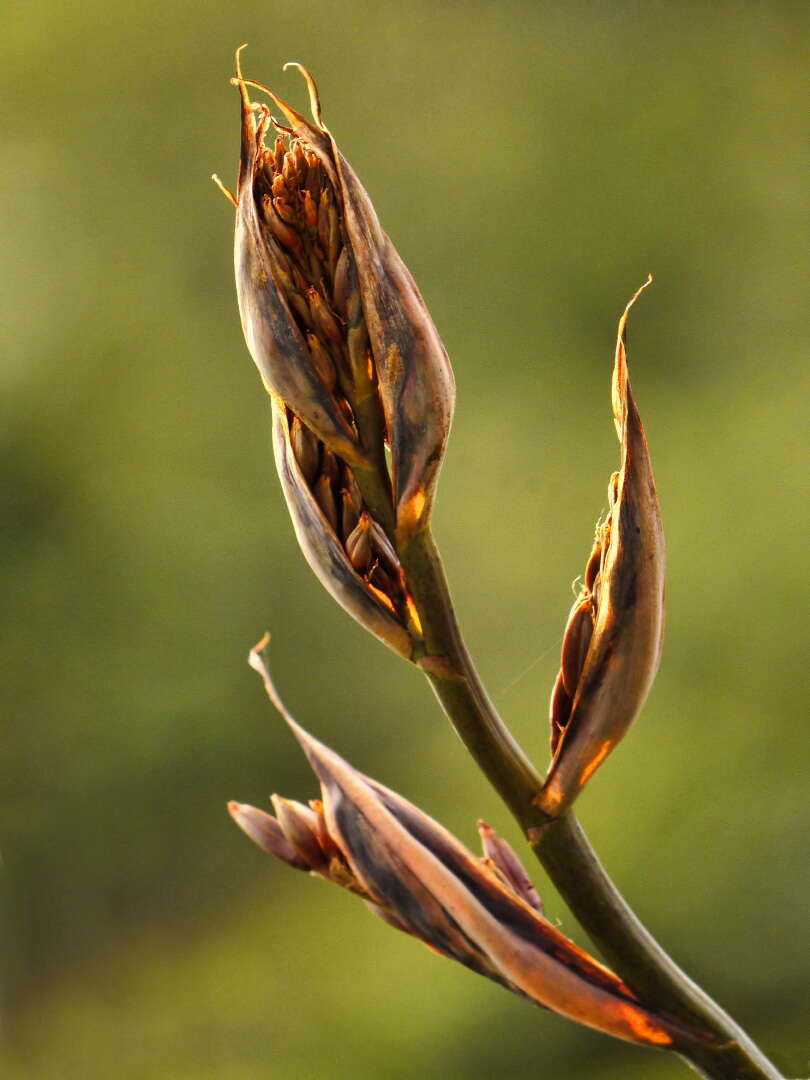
2;2;808;1078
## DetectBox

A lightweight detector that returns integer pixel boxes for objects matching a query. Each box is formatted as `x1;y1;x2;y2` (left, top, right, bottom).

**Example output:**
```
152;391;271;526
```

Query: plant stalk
398;526;783;1080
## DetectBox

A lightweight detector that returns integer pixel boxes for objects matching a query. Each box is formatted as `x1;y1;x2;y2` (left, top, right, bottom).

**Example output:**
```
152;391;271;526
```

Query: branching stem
398;526;783;1080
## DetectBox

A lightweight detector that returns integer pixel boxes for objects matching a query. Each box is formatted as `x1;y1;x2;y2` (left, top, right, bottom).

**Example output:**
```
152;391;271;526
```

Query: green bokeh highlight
2;2;807;1077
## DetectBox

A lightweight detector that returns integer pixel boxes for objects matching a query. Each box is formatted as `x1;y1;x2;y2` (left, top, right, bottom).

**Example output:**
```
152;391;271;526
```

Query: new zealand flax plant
216;50;786;1079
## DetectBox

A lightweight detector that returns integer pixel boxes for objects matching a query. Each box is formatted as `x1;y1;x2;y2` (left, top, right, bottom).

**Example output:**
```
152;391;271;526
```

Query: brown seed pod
345;513;373;573
230;644;707;1051
536;279;665;818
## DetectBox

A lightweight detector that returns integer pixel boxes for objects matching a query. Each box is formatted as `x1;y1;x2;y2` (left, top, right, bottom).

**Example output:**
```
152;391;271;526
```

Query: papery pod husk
237;62;455;541
234;645;711;1049
536;280;665;818
234;72;365;467
329;148;455;540
271;401;414;659
283;716;700;1049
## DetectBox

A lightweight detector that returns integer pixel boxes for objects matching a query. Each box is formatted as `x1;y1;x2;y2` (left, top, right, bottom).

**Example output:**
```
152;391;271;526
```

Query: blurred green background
2;2;808;1077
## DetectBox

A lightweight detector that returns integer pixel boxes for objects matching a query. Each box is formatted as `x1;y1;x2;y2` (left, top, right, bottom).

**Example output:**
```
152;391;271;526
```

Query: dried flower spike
535;279;665;818
227;50;455;655
229;639;707;1051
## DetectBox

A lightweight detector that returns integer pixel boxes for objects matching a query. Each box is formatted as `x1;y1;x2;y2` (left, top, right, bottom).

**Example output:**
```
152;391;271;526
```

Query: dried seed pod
549;671;572;755
313;471;339;534
281;148;297;183
536;280;665;818
583;535;602;592
230;57;455;542
304;152;322;196
262;196;301;251
272;134;286;172
293;141;308;175
306;332;338;393
319;446;339;484
227;801;309;870
289;415;320;485
477;821;544;915
560;597;595;699
272;195;298;227
230;644;708;1050
331;246;351;316
368;563;398;603
300;188;318;231
306;287;343;345
271;173;289;199
339;487;361;541
270;795;329;870
272;403;414;658
317;188;332;257
308;798;342;862
232;63;364;468
345;513;374;573
340;462;362;507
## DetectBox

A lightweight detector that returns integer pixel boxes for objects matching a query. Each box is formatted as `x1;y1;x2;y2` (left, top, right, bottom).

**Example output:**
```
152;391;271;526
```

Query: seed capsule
536;279;665;818
313;471;339;534
273;134;286;172
290;415;320;484
560;597;595;699
271;795;329;870
271;174;290;199
231;57;454;543
368;564;398;603
340;488;361;541
272;405;413;658
317;188;331;256
306;332;338;392
477;820;544;915
307;287;343;344
230;648;706;1051
332;247;351;316
345;513;373;573
300;189;318;231
584;536;602;592
227;801;309;870
232;64;364;467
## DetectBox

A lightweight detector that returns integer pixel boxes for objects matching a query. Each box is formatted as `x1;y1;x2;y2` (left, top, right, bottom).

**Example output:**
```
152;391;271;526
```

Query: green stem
397;526;783;1080
536;816;782;1080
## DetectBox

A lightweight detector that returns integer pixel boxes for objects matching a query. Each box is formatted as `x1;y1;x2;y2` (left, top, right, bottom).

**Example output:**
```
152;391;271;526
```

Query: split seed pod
230;51;455;543
272;403;413;657
536;279;666;818
229;639;707;1051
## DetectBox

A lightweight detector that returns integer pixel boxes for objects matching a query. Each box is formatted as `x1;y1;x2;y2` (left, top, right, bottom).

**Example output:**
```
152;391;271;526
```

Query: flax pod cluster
218;58;786;1080
222;52;666;814
220;50;665;1028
